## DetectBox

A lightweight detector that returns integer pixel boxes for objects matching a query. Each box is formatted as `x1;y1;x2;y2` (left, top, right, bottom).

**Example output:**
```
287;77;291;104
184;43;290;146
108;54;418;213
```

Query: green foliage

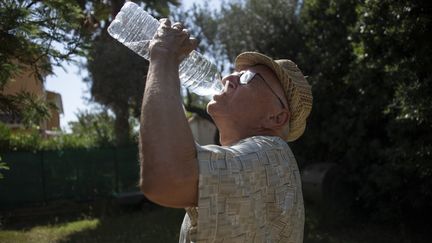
1;0;176;147
0;123;92;152
144;0;180;17
0;108;138;152
346;0;432;223
298;0;432;223
68;109;117;147
0;0;87;86
296;0;431;223
0;0;88;133
183;0;304;68
1;91;57;128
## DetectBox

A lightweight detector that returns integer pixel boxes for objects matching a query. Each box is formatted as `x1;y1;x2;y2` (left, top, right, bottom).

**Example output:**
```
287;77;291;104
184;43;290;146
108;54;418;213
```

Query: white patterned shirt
179;136;304;243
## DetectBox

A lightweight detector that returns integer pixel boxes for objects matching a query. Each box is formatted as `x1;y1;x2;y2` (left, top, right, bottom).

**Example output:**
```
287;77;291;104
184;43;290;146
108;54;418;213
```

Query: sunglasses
237;70;287;109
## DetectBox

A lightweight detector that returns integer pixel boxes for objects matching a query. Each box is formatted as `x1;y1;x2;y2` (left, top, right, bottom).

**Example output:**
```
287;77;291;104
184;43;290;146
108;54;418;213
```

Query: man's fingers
172;22;184;30
188;37;198;49
159;18;171;27
152;19;197;63
179;37;198;55
182;28;190;37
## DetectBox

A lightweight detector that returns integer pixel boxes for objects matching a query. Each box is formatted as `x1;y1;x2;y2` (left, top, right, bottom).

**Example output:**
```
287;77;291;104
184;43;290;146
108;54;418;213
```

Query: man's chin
206;100;215;112
206;99;221;116
207;94;230;115
207;98;216;106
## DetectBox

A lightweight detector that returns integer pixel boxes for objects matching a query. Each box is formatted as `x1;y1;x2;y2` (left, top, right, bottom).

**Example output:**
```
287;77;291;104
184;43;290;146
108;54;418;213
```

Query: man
139;19;312;243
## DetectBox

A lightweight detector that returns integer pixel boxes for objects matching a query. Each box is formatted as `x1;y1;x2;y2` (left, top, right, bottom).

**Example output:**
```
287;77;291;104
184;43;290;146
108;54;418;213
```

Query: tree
86;37;147;146
0;0;88;126
184;0;304;67
1;0;180;145
297;0;432;223
83;0;179;146
68;109;117;147
345;0;432;223
0;91;57;128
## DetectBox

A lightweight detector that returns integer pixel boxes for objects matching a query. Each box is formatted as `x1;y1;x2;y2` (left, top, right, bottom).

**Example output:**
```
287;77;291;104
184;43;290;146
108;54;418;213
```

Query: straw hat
235;52;313;142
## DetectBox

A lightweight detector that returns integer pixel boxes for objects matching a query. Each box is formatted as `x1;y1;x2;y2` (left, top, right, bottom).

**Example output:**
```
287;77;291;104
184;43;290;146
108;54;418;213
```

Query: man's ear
268;110;290;129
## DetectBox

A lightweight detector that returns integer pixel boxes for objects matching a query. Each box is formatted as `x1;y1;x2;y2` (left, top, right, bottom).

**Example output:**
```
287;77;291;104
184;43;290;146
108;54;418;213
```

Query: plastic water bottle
107;2;223;96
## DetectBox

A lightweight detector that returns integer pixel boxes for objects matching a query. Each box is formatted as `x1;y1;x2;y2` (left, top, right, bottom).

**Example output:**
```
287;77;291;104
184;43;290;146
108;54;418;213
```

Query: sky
45;0;221;131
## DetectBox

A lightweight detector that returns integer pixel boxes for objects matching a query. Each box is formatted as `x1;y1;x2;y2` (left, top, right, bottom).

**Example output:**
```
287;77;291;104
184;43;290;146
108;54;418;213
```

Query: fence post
113;147;119;194
40;150;47;204
75;151;80;200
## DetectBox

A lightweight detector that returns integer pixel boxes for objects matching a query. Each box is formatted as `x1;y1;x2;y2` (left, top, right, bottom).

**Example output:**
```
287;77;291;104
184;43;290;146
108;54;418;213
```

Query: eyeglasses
237;70;287;109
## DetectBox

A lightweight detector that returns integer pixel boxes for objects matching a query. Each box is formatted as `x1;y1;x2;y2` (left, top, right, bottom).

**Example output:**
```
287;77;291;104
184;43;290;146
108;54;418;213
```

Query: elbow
139;155;199;207
140;175;159;202
139;173;198;208
139;158;169;206
139;174;174;208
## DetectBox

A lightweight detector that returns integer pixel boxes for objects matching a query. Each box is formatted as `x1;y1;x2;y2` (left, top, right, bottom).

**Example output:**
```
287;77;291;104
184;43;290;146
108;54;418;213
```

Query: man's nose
222;73;240;84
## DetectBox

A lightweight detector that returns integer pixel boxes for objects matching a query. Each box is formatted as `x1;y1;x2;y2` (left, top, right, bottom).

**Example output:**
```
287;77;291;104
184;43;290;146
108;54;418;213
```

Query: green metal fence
0;146;140;208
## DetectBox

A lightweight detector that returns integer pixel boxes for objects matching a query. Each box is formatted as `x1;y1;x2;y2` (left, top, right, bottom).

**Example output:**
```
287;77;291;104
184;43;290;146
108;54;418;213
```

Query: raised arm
139;19;198;208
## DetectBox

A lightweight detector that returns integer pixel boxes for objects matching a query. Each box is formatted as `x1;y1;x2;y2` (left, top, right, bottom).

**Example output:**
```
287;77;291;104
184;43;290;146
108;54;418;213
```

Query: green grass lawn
0;219;99;243
0;206;185;243
0;202;427;243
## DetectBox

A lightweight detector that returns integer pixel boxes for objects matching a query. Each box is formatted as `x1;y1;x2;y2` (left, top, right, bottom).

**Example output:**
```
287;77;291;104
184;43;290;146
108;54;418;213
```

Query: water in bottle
107;2;223;96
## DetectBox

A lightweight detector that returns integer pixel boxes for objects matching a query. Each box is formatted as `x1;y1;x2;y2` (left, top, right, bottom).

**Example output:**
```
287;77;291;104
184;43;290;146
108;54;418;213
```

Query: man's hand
149;19;198;64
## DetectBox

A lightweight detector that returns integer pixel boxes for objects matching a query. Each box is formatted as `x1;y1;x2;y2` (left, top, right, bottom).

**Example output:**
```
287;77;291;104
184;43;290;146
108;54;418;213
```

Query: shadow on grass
2;200;430;243
303;202;430;243
59;206;185;243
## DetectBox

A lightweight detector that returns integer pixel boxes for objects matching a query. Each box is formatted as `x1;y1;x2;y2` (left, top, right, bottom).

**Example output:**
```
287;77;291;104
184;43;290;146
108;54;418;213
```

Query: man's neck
214;119;249;146
218;125;280;146
212;114;282;146
219;133;245;146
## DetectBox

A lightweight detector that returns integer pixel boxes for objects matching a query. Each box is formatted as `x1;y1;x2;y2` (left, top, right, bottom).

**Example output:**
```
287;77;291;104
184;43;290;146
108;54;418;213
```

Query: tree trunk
113;105;130;147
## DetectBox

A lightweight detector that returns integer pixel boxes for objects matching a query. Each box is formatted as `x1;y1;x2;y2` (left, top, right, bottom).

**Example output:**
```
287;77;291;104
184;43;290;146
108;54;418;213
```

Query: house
0;66;63;132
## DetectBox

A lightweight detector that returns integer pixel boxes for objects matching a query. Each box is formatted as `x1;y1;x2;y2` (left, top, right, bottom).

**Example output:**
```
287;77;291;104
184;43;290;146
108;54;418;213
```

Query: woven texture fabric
179;136;304;243
235;52;313;142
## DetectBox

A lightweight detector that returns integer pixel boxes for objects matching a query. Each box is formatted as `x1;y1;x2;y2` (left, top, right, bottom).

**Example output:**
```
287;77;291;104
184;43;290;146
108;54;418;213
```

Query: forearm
139;57;198;207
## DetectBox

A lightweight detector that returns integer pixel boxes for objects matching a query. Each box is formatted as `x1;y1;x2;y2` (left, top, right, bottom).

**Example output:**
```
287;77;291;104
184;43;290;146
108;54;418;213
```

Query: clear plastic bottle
107;2;223;96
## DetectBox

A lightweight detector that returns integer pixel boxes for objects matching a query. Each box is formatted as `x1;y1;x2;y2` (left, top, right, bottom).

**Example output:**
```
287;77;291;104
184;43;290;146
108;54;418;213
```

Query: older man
139;19;312;243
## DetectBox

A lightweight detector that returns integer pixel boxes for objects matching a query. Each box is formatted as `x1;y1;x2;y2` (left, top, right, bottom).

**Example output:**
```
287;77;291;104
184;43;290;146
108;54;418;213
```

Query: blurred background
0;0;431;242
